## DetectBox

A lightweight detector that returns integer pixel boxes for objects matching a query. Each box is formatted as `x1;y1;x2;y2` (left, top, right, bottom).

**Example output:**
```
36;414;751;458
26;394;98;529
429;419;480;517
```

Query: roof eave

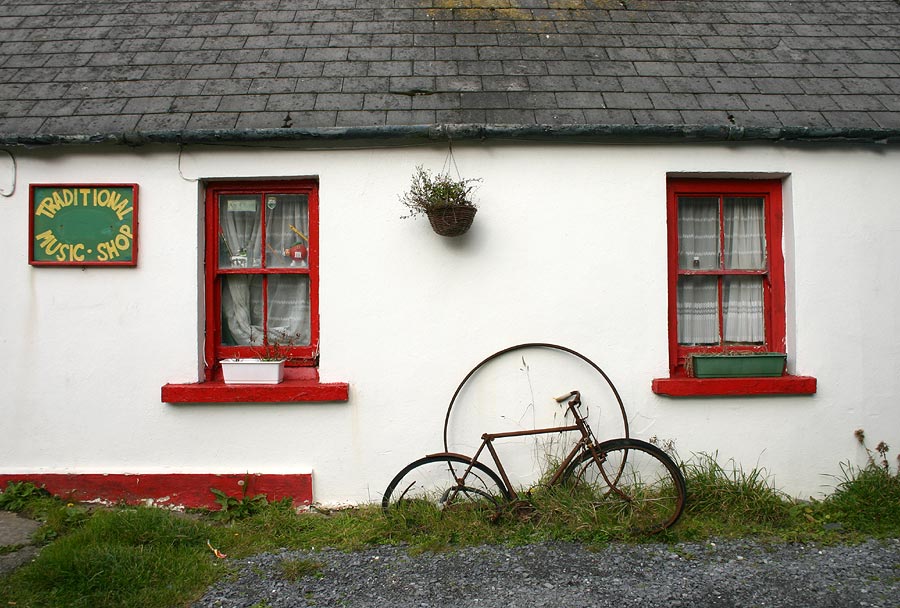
3;124;900;148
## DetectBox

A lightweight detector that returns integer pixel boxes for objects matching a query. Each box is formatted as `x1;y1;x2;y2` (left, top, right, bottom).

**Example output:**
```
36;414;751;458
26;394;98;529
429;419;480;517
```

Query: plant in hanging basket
400;165;480;237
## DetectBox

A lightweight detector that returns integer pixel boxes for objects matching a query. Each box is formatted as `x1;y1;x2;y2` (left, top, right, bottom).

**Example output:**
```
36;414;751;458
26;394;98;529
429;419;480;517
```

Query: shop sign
29;184;138;266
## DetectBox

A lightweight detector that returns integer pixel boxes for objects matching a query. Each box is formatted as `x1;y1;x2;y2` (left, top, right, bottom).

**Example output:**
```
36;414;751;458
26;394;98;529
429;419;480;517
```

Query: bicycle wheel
382;454;511;519
561;438;686;534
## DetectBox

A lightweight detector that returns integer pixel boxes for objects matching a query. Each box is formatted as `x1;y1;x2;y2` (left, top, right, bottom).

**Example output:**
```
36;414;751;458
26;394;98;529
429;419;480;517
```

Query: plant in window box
220;331;301;385
688;352;787;378
400;165;480;237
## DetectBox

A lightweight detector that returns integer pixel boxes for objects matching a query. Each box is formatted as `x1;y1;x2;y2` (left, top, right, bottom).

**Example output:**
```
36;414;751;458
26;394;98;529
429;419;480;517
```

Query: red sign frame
29;183;139;267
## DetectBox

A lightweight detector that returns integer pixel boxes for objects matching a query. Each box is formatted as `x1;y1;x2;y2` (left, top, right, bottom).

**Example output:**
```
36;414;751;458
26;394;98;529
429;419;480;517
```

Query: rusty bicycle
382;388;686;534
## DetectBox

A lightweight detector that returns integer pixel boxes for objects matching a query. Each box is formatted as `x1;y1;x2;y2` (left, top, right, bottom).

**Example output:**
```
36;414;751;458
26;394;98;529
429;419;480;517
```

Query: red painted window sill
162;367;349;404
652;375;817;397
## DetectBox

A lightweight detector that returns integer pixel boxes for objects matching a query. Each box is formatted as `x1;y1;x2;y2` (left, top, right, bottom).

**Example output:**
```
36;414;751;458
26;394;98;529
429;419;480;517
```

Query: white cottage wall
1;142;897;503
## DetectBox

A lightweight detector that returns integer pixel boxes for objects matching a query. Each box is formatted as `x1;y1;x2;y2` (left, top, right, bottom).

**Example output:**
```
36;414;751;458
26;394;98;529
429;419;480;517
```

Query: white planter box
221;359;285;384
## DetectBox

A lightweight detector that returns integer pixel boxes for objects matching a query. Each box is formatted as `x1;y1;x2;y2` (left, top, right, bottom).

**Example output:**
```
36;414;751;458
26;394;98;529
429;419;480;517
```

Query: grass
674;452;797;538
813;439;900;535
6;509;223;608
279;557;324;582
1;438;899;608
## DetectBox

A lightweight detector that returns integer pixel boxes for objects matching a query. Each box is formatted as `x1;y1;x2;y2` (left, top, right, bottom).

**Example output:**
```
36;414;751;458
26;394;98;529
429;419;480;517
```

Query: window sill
652;375;817;397
162;367;349;404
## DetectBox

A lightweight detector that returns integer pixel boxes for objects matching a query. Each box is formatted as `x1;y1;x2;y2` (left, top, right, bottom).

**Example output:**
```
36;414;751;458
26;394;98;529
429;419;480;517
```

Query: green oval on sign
53;205;118;245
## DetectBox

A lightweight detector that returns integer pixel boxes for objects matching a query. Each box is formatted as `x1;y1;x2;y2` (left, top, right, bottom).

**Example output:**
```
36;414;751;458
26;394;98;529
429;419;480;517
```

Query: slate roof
1;0;900;146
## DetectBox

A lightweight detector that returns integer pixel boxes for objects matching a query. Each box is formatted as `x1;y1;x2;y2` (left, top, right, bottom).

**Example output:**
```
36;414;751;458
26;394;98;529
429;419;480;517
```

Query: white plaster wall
1;141;898;503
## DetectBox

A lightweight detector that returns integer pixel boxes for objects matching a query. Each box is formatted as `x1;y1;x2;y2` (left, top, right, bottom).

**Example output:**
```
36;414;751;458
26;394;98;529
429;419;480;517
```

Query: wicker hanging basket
425;206;478;237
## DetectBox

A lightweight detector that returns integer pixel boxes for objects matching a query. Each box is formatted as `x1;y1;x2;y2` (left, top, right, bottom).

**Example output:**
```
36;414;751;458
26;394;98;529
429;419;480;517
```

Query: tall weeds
680;452;792;525
814;430;900;535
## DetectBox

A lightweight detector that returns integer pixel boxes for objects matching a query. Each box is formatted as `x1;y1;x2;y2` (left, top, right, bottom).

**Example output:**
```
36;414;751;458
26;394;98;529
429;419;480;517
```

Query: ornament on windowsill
231;248;248;268
285;244;307;264
284;223;309;266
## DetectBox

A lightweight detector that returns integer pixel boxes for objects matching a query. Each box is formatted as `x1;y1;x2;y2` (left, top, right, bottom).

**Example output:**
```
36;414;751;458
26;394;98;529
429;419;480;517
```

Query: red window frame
203;180;319;379
665;178;786;377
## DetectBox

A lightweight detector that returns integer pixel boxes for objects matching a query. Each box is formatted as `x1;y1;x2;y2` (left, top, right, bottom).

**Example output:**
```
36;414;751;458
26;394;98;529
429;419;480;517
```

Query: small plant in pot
400;165;480;237
220;330;300;385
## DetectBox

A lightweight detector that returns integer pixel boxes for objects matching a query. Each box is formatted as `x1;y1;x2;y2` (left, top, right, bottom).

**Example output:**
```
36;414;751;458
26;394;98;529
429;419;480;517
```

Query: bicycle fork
559;391;634;502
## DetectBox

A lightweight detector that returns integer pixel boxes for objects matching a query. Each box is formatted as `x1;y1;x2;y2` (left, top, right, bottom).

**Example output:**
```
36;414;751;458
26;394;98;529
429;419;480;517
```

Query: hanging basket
425;206;478;237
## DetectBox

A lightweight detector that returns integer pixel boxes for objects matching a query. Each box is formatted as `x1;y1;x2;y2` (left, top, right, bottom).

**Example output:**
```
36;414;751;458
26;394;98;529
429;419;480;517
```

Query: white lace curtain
218;194;311;347
677;196;766;345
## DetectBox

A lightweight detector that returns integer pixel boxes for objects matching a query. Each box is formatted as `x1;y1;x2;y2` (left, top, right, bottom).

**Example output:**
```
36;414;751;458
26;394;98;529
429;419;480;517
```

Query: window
161;178;347;403
668;178;785;371
204;180;319;377
653;178;815;396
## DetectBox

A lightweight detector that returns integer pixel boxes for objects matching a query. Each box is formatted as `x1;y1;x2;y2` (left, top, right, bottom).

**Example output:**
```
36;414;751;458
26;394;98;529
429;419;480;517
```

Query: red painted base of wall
0;473;313;509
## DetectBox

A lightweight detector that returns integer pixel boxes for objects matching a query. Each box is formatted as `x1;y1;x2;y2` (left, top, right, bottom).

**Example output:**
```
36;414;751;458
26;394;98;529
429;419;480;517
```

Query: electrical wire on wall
177;144;199;183
0;149;16;197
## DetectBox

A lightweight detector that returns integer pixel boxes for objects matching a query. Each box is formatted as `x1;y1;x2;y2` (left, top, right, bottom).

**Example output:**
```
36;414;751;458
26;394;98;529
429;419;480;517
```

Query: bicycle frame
431;391;607;500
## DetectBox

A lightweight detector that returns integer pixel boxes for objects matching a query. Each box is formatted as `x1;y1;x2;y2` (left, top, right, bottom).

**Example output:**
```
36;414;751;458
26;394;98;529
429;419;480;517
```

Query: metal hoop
442;343;630;452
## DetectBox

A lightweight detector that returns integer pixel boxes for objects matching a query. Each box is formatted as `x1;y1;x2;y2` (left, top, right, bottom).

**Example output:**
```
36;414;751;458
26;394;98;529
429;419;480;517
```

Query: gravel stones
193;538;900;608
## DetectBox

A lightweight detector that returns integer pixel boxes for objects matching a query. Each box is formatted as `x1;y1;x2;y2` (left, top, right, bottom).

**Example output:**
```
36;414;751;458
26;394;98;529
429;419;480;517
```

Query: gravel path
193;538;900;608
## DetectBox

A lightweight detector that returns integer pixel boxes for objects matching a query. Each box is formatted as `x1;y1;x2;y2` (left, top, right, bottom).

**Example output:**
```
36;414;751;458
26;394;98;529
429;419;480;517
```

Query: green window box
691;353;786;378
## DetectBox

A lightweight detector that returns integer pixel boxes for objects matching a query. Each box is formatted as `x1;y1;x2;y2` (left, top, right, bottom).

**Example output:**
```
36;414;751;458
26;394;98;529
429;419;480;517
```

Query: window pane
220;275;311;348
678;197;719;270
219;195;262;269
724;197;766;270
723;276;765;343
265;194;309;269
267;275;311;346
677;275;719;345
220;275;263;346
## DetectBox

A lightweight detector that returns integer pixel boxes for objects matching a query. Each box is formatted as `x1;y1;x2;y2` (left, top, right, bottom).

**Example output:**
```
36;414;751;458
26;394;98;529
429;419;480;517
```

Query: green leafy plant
400;165;480;218
0;481;51;512
210;488;269;521
33;503;90;543
210;478;273;522
0;481;90;543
